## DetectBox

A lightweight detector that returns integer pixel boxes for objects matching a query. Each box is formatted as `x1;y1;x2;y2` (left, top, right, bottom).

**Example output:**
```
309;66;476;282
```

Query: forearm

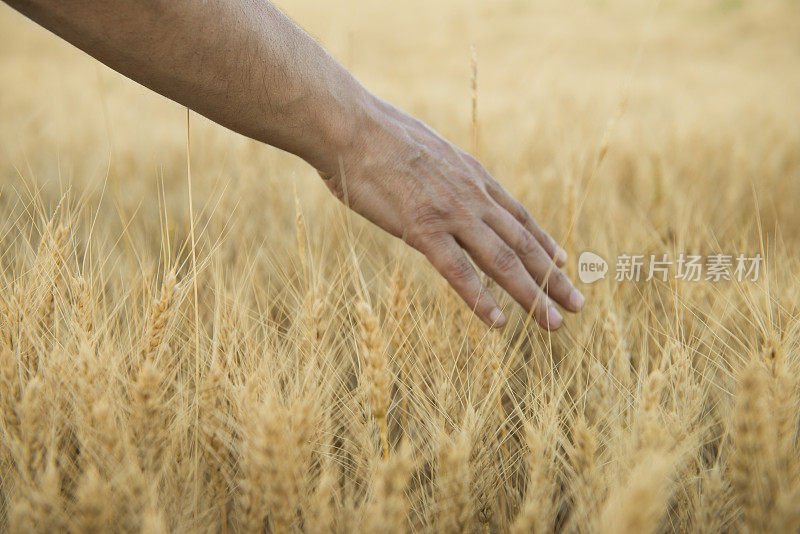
5;0;584;330
5;0;372;175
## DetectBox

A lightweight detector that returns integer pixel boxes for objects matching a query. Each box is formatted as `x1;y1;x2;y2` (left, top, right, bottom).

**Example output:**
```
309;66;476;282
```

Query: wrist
312;82;385;179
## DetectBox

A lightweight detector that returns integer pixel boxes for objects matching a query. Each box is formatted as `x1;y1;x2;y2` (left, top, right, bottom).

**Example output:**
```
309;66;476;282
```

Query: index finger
485;181;568;267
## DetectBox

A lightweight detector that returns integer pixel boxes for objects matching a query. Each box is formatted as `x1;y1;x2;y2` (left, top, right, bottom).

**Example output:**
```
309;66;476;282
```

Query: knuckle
408;226;446;254
464;153;488;175
463;153;479;167
537;228;557;250
493;244;518;275
517;230;539;258
553;268;571;288
483;177;502;197
405;229;435;252
543;268;570;295
410;203;446;237
406;145;426;167
444;255;474;283
512;200;533;224
553;270;574;295
437;191;476;230
463;175;487;200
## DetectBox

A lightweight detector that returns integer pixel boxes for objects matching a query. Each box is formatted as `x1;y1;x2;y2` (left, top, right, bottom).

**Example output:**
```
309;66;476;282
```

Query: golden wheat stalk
356;300;391;459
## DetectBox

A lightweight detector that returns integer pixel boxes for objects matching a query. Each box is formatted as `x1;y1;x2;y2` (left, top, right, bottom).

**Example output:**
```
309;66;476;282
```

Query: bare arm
4;0;584;329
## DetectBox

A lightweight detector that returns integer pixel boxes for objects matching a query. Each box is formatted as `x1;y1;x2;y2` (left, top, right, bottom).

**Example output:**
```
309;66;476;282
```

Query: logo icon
578;251;608;284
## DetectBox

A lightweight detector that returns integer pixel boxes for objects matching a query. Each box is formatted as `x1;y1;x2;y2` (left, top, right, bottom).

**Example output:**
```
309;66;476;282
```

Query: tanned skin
3;0;585;329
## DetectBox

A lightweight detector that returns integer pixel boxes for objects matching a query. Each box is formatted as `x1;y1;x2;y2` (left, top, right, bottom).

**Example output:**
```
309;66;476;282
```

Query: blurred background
1;3;800;531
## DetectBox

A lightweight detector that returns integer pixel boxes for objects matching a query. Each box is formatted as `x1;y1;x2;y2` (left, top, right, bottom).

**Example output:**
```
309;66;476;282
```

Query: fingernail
570;289;585;311
547;306;563;329
489;308;506;327
556;248;568;266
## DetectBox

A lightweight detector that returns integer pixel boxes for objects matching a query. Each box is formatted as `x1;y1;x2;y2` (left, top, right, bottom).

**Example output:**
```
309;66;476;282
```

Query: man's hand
3;0;584;329
320;96;583;329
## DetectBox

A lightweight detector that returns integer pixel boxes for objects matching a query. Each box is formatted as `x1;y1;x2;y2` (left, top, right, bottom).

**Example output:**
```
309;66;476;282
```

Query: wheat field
1;0;800;532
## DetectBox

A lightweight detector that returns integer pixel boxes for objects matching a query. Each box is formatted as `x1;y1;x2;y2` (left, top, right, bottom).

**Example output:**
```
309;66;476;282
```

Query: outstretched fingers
485;180;568;267
483;207;584;313
418;233;506;328
455;223;564;330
